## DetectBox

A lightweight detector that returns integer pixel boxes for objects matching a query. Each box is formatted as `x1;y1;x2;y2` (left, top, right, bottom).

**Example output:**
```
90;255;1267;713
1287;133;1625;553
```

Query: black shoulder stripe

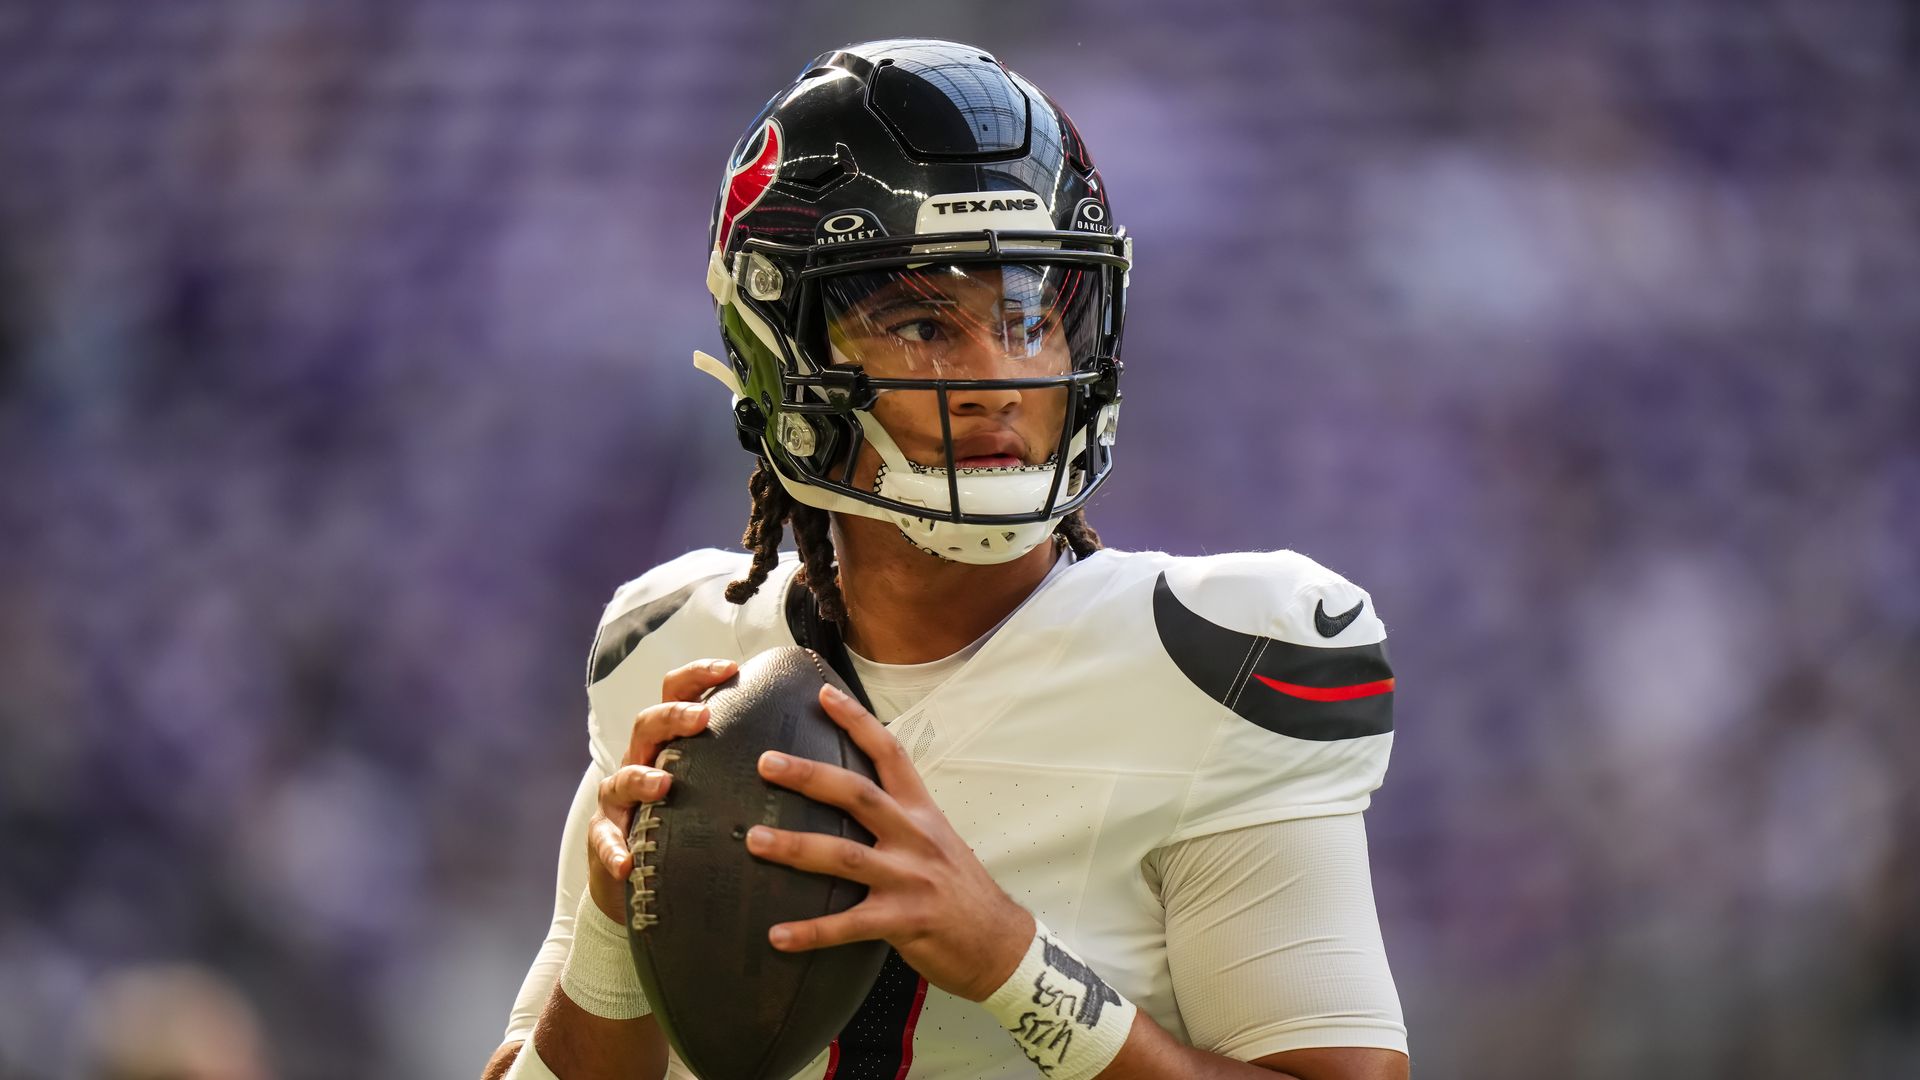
587;574;727;687
1153;572;1394;742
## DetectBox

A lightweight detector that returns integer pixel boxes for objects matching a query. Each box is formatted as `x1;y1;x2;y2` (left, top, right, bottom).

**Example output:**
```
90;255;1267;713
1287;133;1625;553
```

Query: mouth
955;453;1023;469
947;430;1031;470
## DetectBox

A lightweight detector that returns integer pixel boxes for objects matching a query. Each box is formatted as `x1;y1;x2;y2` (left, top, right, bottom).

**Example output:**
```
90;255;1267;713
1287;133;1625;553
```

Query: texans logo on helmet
719;120;783;254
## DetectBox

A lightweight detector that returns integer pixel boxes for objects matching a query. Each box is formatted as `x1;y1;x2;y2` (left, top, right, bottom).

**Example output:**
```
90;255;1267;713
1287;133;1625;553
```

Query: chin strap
693;349;743;397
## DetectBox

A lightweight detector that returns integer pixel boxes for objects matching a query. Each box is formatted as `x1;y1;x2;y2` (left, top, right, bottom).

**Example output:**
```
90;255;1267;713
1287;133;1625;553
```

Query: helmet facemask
704;227;1128;564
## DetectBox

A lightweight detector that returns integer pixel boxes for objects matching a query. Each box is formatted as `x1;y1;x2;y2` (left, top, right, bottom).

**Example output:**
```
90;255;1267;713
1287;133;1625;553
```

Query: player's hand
745;684;1037;1003
586;658;739;925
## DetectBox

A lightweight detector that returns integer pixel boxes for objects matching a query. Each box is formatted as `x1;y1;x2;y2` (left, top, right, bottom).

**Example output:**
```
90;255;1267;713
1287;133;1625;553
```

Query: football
624;646;889;1080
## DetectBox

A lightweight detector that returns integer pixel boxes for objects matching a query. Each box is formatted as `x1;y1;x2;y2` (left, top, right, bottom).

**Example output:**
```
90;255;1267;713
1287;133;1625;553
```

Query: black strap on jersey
781;567;875;715
782;565;924;1078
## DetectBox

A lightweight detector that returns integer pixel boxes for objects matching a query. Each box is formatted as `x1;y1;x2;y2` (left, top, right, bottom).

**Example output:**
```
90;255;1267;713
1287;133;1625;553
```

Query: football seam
748;648;833;1079
747;944;826;1079
801;647;832;689
626;747;681;931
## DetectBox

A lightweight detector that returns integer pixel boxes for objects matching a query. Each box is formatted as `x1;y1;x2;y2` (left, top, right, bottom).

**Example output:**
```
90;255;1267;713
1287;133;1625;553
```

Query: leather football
624;646;889;1080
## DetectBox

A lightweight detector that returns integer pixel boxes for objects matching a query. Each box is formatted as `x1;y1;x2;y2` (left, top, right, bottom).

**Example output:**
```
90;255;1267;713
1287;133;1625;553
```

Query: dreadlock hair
723;457;845;624
724;456;1104;627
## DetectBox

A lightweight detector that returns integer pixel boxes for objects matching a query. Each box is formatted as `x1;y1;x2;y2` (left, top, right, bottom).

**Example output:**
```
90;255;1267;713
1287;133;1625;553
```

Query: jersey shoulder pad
1152;549;1392;743
587;548;751;688
1150;550;1396;842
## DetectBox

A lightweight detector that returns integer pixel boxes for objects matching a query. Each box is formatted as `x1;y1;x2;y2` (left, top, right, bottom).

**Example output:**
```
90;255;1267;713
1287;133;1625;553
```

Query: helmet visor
818;262;1104;382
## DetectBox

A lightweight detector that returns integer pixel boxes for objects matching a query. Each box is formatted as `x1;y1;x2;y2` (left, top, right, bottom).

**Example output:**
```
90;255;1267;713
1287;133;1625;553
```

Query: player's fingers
768;905;890;953
818;684;928;801
757;750;919;842
743;826;906;888
599;764;672;819
623;700;710;767
661;658;738;703
589;814;633;879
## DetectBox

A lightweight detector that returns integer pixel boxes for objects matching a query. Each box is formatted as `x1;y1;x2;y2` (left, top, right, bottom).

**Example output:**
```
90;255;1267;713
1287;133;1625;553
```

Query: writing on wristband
983;920;1136;1079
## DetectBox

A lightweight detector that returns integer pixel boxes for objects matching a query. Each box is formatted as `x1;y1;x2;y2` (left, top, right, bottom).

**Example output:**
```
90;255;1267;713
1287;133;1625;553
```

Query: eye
888;318;945;344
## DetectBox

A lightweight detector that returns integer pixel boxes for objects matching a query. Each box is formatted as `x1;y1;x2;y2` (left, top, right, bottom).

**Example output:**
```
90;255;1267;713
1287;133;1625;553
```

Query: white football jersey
580;545;1396;1080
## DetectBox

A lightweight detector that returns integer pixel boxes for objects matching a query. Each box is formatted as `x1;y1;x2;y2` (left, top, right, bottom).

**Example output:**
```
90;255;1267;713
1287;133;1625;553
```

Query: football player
485;39;1407;1080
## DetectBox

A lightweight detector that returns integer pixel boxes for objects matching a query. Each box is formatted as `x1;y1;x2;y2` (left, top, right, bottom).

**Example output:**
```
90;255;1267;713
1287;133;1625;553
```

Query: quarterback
485;39;1407;1080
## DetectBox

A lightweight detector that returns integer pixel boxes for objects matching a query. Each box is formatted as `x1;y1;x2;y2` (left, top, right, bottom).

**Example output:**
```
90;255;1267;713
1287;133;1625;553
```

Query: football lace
624;747;682;932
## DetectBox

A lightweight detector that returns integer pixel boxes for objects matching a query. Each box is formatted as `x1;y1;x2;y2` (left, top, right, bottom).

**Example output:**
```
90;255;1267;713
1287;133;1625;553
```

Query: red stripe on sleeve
1251;674;1397;702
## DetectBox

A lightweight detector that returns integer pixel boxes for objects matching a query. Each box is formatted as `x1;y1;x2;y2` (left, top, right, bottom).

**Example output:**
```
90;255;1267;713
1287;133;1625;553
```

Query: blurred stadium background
1;0;1916;1077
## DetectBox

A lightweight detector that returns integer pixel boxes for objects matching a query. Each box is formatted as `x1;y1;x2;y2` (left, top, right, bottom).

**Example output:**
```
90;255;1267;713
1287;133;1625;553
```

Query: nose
942;319;1028;414
947;381;1021;416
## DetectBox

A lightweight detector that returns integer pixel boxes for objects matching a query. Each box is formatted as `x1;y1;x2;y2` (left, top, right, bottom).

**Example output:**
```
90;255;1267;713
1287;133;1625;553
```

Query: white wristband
501;1037;561;1079
558;890;652;1020
981;919;1137;1080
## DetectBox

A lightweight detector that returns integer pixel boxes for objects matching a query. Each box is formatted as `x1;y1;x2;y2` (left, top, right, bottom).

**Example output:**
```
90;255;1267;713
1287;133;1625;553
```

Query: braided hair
724;457;1102;627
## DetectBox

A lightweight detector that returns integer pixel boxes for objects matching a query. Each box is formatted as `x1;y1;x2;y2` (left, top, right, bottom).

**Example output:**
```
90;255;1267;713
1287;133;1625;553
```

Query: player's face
824;264;1080;473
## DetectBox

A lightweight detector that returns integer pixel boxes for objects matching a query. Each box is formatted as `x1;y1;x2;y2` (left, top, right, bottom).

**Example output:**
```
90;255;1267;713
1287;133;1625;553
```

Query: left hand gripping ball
625;647;889;1080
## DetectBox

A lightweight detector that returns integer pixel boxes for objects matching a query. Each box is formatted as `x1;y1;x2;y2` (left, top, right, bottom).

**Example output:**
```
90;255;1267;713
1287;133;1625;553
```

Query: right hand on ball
586;658;739;924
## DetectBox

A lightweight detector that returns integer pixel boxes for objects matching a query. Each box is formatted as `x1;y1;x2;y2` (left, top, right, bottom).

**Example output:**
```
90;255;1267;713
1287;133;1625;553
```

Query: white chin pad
844;396;1086;564
883;460;1064;516
874;459;1083;565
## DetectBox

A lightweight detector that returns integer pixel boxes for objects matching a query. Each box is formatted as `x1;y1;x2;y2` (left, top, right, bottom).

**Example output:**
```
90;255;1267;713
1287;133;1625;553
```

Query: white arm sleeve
503;763;605;1045
1146;812;1407;1062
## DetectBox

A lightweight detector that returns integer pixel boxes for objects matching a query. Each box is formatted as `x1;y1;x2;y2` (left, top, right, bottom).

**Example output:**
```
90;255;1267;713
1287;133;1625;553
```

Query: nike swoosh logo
1314;598;1365;638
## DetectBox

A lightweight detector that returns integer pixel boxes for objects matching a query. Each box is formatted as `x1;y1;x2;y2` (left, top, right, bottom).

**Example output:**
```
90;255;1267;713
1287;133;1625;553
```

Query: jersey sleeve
502;763;602;1044
1155;550;1395;844
1147;814;1406;1060
584;548;748;774
505;548;751;1042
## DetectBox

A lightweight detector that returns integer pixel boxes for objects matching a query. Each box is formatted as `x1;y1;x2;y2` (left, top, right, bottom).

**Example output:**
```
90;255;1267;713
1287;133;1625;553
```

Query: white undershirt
843;645;976;729
844;545;1079;725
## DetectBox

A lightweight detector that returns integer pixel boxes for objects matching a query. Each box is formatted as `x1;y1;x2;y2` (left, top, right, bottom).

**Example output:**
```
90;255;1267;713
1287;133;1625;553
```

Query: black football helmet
696;38;1130;564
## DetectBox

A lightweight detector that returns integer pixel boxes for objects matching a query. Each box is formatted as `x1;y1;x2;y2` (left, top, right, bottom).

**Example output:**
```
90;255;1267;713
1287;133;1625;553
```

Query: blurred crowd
1;1;1915;1077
